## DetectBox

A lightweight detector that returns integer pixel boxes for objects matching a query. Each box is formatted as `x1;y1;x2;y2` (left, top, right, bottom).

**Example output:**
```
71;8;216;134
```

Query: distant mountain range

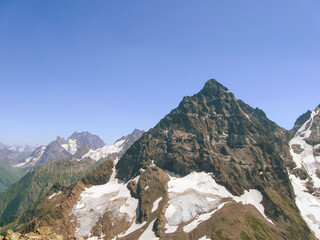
0;79;318;240
13;131;106;169
0;129;144;228
0;143;35;166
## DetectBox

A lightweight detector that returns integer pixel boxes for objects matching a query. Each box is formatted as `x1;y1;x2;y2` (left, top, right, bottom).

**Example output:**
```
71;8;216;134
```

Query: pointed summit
68;131;79;139
196;79;231;98
202;78;229;92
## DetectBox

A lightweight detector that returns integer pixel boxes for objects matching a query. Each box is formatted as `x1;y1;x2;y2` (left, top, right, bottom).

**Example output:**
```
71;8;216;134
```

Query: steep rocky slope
288;105;320;238
0;157;99;228
8;79;316;239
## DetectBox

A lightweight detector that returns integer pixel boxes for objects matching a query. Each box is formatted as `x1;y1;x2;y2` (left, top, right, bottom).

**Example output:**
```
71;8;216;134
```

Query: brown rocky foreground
0;227;84;240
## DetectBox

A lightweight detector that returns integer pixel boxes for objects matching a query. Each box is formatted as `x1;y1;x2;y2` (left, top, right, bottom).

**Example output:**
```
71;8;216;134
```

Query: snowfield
289;107;320;239
72;158;139;238
72;165;274;238
164;171;273;233
13;146;46;168
290;174;320;239
61;139;78;155
81;139;126;161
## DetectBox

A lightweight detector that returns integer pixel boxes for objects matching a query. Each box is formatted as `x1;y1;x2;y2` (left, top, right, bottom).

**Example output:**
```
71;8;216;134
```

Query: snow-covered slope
71;162;273;239
13;146;46;168
81;130;144;161
61;139;78;155
164;171;273;234
81;139;126;161
289;105;320;239
72;158;139;238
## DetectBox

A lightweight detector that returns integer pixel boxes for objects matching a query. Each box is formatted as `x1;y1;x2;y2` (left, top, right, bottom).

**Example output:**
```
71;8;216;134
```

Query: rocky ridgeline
0;227;84;240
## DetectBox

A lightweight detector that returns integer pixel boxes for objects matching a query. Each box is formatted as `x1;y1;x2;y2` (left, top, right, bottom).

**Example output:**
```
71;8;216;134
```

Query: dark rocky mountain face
68;131;105;150
117;80;291;193
115;79;312;238
9;79;315;240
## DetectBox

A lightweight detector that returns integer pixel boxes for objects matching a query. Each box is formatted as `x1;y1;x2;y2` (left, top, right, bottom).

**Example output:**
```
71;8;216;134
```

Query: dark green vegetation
0;157;101;226
0;158;24;193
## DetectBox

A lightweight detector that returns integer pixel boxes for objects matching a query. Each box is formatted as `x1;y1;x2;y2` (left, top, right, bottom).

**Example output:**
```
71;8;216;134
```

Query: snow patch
290;174;320;239
48;191;61;200
183;202;230;233
72;158;139;237
164;224;178;234
82;139;126;161
199;236;211;240
164;171;273;232
118;221;147;238
152;197;162;213
165;172;232;226
138;219;159;240
61;139;78;155
13;146;46;168
234;189;273;224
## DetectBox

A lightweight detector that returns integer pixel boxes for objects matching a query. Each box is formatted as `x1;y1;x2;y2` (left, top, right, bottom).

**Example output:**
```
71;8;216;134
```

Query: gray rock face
36;141;72;167
68;132;105;150
305;105;320;146
116;129;144;153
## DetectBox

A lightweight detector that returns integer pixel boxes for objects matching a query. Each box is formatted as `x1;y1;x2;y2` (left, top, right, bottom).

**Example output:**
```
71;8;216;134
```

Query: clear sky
0;0;319;146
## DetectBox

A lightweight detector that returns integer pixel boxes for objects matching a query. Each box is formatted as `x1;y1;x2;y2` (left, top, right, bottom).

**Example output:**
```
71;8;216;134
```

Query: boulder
36;226;52;235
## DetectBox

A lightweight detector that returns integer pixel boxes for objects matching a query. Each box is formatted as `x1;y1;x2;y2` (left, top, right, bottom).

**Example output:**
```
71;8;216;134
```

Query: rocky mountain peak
67;131;105;150
202;78;229;93
117;79;289;196
54;136;67;145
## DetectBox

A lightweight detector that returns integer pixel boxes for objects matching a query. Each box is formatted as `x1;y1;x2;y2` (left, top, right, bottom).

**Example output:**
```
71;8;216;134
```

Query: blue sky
0;0;319;145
